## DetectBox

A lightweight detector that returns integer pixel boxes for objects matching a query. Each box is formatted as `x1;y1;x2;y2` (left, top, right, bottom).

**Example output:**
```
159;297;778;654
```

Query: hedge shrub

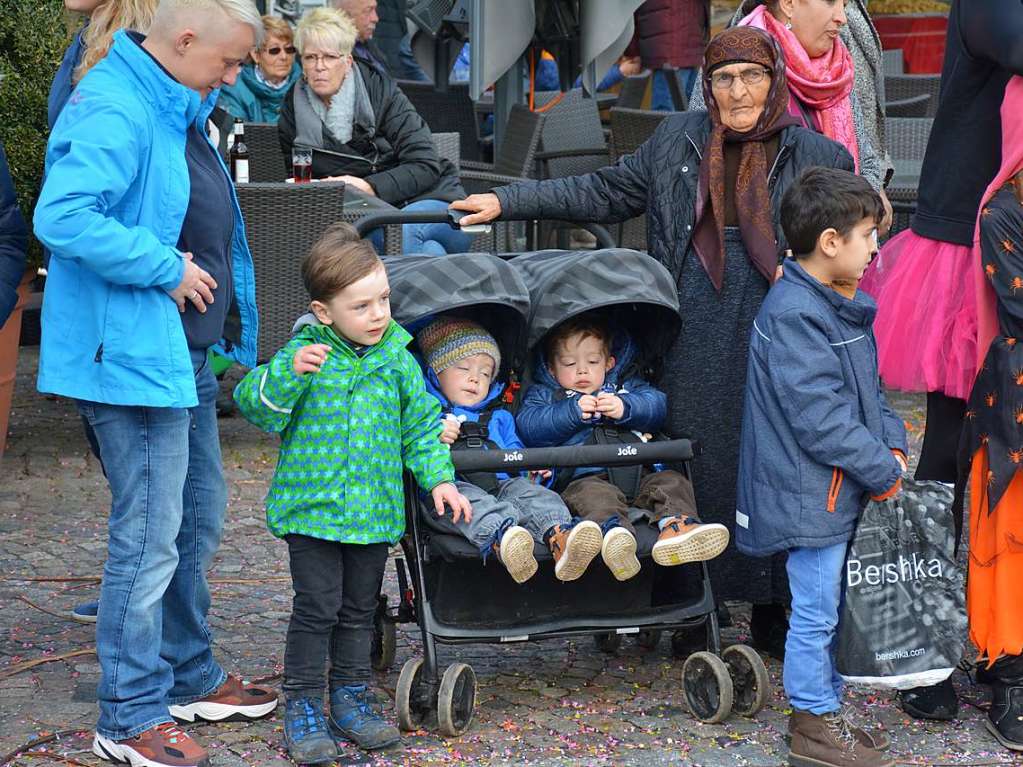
0;0;73;266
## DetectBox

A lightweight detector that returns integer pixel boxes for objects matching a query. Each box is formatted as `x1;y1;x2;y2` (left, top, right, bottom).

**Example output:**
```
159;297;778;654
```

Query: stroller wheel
722;644;770;718
682;651;734;724
437;662;477;737
593;631;623;653
636;629;662;650
371;613;397;671
396;657;430;732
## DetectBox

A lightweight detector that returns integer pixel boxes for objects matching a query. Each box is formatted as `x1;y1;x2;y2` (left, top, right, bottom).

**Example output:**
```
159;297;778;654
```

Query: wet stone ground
2;347;1020;766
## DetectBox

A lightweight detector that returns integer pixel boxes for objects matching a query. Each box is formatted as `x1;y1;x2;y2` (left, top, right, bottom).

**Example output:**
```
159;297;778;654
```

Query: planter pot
0;269;36;458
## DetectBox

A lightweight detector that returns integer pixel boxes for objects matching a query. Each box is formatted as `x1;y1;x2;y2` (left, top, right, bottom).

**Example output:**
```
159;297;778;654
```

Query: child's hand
577;394;598;420
530;469;552;483
595;393;625;420
892;449;908;473
439;415;461;445
293;343;331;375
432;482;472;523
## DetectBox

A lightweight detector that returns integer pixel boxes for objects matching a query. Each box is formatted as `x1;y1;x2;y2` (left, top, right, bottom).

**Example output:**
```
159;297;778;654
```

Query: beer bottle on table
230;119;250;183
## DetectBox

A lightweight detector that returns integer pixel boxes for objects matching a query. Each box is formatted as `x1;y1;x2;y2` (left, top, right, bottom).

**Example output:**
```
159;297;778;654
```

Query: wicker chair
884;74;941;117
885;94;931;118
608;107;670;250
236;182;346;361
885;117;933;238
535;89;610;181
397;80;483;162
243;122;287;182
882;49;904;76
616;71;652;110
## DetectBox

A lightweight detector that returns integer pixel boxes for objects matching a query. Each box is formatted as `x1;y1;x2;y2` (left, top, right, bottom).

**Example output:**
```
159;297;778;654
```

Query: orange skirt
968;447;1023;663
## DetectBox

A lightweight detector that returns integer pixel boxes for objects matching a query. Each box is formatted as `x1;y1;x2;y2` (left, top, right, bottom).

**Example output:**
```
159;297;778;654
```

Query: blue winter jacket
218;63;302;124
33;30;259;408
0;141;27;327
516;331;667;479
424;368;523;482
736;259;907;557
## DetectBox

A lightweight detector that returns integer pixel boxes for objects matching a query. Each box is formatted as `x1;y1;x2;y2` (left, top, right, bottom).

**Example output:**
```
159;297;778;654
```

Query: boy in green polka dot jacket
235;223;471;761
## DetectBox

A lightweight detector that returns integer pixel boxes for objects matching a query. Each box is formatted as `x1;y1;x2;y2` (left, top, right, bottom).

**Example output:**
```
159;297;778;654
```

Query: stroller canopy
384;253;531;372
509;249;681;359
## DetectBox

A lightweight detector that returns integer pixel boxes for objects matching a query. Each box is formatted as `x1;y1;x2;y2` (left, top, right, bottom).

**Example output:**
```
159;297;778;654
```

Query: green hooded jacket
234;320;453;544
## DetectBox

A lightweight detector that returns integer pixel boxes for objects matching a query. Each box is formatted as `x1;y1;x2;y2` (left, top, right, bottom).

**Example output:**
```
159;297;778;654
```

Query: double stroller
355;211;771;737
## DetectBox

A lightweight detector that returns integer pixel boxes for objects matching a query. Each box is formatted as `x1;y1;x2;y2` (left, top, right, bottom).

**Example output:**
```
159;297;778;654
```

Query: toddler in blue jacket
418;316;603;584
736;168;907;767
516;314;729;581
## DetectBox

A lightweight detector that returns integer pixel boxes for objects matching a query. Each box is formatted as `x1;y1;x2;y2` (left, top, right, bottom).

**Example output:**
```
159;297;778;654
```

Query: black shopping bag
836;477;966;690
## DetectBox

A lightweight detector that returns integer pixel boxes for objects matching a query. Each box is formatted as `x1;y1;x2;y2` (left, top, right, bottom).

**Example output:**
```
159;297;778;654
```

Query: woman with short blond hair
279;6;471;255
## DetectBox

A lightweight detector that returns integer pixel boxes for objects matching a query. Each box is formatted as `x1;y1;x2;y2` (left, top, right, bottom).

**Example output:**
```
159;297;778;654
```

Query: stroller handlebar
449;439;696;473
353;209;616;249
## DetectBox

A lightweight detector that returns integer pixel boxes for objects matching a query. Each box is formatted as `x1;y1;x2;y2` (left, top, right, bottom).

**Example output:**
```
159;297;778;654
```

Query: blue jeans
367;198;474;255
651;67;698;111
784;542;848;715
77;349;227;739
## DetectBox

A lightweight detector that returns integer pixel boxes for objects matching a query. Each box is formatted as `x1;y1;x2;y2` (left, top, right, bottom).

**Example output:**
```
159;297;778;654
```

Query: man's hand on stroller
432;482;473;523
595;393;625;420
439;415;461;445
450;194;502;227
293;344;331;375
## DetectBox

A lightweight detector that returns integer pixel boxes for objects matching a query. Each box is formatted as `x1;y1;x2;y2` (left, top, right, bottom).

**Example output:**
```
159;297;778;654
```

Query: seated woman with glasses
279;7;471;256
220;15;302;124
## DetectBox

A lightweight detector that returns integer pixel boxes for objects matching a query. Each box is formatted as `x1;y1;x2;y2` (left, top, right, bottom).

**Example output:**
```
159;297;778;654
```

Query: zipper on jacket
767;145;790;194
94;343;104;363
826;467;843;513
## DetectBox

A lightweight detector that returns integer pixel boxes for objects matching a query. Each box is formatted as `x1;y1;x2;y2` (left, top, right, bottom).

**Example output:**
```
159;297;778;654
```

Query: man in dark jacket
737;168;905;767
0;140;27;328
628;0;709;110
335;0;428;80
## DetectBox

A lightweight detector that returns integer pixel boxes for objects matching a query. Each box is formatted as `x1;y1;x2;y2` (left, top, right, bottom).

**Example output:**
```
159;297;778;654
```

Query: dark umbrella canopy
383;252;531;373
509;249;681;364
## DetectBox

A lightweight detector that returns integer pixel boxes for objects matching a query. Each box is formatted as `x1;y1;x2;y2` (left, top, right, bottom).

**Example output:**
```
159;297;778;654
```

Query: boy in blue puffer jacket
516;314;729;581
736;168;907;767
418;316;603;584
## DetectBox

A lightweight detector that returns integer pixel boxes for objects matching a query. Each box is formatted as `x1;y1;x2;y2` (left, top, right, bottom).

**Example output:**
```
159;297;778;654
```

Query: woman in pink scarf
734;0;892;230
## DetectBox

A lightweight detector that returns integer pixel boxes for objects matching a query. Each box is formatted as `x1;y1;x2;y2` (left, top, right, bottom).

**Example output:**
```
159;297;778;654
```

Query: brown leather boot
788;710;894;767
789;706;891;752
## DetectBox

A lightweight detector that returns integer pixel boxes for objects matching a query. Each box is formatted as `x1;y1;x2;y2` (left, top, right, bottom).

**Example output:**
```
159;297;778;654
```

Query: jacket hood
294;318;412;359
534;328;639;393
423;365;505;415
110;31;216;131
781;258;877;328
239;61;302;99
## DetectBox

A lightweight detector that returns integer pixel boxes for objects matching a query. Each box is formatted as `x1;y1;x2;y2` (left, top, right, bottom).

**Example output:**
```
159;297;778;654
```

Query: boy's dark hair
545;313;611;367
780;167;884;259
301;222;382;302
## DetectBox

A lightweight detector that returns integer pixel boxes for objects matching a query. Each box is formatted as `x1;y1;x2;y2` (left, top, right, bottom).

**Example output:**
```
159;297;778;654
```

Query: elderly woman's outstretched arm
452;124;656;226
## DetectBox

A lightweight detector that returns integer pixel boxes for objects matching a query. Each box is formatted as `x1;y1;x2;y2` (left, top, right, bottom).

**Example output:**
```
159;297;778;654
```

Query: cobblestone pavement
2;348;1021;766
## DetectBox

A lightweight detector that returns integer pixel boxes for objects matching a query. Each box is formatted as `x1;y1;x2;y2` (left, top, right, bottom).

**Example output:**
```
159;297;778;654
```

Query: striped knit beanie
417;317;501;375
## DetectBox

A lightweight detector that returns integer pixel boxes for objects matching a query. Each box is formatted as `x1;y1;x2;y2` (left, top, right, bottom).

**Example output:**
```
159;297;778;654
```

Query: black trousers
283;534;389;694
915;391;967;482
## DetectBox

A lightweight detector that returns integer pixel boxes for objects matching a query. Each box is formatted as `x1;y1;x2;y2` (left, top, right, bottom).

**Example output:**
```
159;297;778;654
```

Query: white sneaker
601;526;641;581
495;525;538;584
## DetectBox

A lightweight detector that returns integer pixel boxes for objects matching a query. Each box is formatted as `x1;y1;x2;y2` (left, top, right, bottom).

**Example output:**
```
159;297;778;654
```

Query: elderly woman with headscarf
453;27;853;657
278;7;470;255
690;0;891;232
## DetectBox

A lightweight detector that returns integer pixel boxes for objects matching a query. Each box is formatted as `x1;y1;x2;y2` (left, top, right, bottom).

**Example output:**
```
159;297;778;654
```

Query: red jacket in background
626;0;710;70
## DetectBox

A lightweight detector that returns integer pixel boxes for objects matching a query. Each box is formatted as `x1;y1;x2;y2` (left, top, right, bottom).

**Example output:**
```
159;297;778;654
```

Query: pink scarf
740;4;859;171
974;76;1023;370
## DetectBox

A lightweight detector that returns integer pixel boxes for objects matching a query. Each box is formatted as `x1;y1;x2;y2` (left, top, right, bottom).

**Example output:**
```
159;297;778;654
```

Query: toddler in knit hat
417;315;603;584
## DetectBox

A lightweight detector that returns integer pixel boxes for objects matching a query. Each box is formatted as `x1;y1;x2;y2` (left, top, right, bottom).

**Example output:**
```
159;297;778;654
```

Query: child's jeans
560;469;698;535
450;477;571;555
784;542;849;714
283;535;389;695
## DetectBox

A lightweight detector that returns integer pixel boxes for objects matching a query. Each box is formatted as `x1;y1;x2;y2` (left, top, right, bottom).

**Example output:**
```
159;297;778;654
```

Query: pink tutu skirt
858;229;977;400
